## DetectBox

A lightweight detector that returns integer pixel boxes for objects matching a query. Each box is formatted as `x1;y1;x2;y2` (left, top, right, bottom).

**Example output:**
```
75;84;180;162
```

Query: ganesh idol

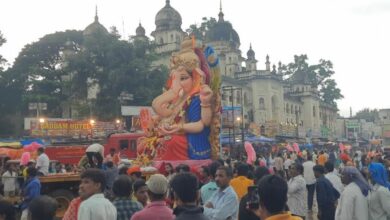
149;37;220;160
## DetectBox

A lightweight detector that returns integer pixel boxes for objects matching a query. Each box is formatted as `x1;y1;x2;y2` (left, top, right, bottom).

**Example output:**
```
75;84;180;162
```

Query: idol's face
175;66;193;94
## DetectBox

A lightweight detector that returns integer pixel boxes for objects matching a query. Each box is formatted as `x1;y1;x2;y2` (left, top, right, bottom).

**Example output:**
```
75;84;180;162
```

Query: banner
30;119;121;138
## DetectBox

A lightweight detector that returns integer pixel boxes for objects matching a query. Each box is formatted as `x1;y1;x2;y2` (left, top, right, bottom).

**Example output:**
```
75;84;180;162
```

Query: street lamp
115;119;121;124
39;118;45;123
236;116;245;145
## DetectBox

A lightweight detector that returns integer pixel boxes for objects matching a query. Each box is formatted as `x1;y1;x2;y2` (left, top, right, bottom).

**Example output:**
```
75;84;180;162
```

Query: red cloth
63;197;82;220
340;153;350;162
155;135;188;160
127;166;141;175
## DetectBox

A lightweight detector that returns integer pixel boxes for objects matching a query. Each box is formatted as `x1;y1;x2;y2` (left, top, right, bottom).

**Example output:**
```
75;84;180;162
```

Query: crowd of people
0;144;389;220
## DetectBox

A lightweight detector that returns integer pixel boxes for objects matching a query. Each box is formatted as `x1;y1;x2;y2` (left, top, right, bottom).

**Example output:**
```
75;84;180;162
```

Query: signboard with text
30;119;121;138
346;121;360;129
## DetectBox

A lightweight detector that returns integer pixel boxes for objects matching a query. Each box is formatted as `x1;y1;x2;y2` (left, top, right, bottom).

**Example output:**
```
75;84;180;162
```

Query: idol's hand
159;124;181;135
200;85;213;104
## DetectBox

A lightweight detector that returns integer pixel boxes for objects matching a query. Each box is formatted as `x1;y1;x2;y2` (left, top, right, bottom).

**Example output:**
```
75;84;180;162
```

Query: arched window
159;38;164;44
286;104;290;114
244;93;248;105
259;98;265;110
170;34;174;41
290;104;294;114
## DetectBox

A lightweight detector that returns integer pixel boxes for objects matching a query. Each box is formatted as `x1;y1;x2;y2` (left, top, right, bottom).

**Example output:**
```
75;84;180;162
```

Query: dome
205;9;240;46
247;44;255;60
136;23;146;36
83;11;108;36
155;0;182;31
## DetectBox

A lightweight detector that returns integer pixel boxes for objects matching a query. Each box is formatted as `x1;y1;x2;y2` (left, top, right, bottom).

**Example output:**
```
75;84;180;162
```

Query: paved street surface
304;189;318;220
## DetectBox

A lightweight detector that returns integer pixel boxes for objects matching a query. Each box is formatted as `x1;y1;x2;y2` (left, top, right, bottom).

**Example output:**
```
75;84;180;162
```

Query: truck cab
104;132;144;159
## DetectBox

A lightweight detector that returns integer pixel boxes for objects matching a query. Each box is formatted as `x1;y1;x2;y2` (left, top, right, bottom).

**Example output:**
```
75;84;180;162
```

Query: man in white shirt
78;169;117;220
303;154;316;211
36;147;49;176
284;155;293;179
287;163;306;218
85;143;104;169
324;161;344;195
274;153;285;178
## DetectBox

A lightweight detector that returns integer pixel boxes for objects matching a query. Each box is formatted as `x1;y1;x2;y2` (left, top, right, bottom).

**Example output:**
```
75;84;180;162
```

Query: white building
146;1;338;138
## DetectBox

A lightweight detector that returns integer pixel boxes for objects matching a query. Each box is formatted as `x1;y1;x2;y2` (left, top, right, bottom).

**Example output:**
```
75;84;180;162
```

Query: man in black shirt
313;165;339;220
171;173;209;220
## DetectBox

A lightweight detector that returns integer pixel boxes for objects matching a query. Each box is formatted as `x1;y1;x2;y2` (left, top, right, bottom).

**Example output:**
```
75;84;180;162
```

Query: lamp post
236;116;245;145
222;86;245;146
222;86;235;145
239;88;245;145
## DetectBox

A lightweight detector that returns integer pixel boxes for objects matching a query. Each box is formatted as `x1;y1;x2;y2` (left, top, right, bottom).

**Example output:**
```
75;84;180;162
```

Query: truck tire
49;189;74;218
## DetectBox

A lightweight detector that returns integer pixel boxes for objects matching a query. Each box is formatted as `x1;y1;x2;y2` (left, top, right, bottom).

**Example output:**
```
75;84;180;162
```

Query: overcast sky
1;0;389;116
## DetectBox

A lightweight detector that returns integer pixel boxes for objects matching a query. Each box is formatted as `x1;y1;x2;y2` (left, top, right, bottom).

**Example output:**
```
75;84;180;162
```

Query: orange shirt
317;154;327;166
230;176;254;200
266;212;303;220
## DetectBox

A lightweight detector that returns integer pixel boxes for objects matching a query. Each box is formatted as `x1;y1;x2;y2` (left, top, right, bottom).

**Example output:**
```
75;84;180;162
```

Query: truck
44;132;145;165
1;133;145;218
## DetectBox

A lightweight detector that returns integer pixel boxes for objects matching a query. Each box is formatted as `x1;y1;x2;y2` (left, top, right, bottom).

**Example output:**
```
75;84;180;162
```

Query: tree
0;31;25;136
281;54;343;106
0;31;6;71
320;79;344;105
6;27;167;127
109;26;121;39
10;30;84;117
354;108;379;122
186;17;217;41
79;31;164;119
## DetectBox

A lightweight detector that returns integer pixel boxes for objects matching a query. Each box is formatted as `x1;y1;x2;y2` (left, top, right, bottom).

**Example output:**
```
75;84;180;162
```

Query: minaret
246;43;257;71
278;61;282;74
265;55;270;71
133;22;148;42
218;0;224;22
94;5;98;22
272;64;277;74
